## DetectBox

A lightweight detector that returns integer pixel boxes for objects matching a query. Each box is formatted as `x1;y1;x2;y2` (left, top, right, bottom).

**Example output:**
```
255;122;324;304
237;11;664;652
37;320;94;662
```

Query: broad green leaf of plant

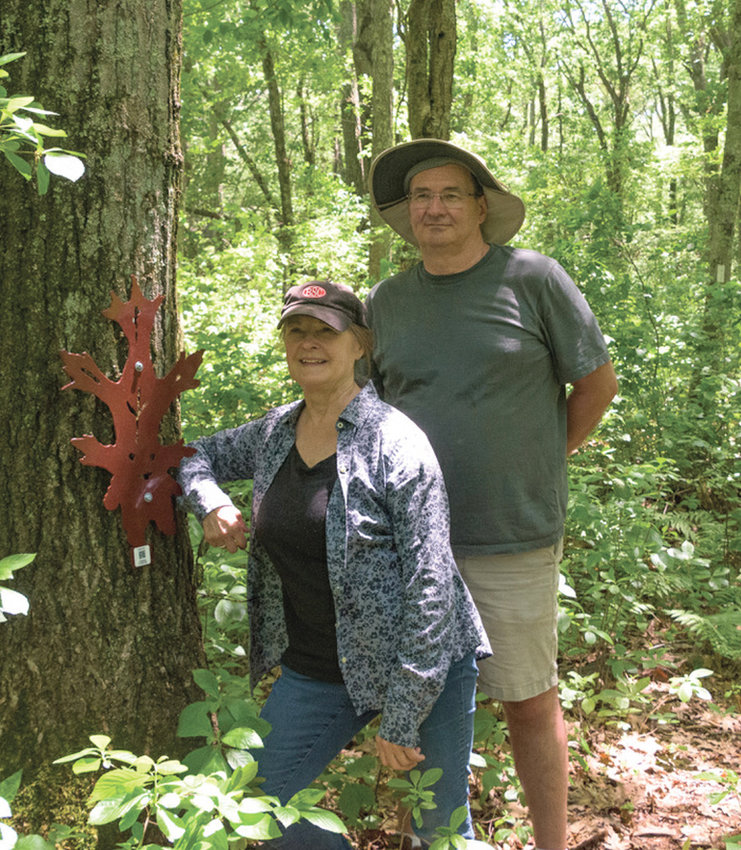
14;835;55;850
221;726;263;749
154;807;185;842
0;554;35;581
192;667;220;698
233;814;281;841
177;701;215;738
88;767;150;804
299;809;346;833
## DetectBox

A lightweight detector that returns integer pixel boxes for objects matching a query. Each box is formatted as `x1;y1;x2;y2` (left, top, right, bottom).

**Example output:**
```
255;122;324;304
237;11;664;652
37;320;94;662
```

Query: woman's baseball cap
278;280;368;332
369;138;525;246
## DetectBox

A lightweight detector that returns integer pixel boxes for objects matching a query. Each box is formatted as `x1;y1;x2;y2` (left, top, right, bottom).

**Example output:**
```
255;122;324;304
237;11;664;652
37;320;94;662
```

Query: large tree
0;0;204;808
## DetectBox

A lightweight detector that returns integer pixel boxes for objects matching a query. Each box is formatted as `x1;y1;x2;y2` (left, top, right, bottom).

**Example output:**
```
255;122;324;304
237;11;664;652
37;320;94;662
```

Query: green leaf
88;768;148;804
182;746;227;776
5;96;34;112
177;702;214;738
0;771;22;803
221;726;262;749
29;123;66;138
193;668;221;698
337;781;375;821
0;53;26;67
88;796;140;826
448;804;468;830
286;787;325;808
15;835;55;850
72;757;102;775
0;554;35;580
36;160;50;195
301;809;346;833
237;797;273;815
155;807;185;842
234;814;281;841
153;759;187;776
418;768;443;788
225;747;255;771
229;761;259;790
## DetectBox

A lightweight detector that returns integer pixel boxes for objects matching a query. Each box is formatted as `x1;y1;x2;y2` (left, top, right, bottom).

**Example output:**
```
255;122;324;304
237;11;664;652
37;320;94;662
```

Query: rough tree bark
367;0;394;281
404;0;456;140
0;0;205;809
337;1;366;194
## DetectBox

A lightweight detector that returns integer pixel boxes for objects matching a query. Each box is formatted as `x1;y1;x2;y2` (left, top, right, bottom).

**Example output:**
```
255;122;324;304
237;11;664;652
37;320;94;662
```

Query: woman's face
282;315;363;392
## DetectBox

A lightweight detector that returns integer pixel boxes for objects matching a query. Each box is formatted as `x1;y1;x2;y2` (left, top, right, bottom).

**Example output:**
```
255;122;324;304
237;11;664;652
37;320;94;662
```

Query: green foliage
0;53;85;194
175;668;270;777
53;735;345;848
0;554;35;622
386;768;442;830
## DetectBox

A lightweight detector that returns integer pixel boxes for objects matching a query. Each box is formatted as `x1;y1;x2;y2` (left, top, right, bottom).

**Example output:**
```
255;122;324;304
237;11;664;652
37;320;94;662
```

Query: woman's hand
202;505;247;552
375;735;425;771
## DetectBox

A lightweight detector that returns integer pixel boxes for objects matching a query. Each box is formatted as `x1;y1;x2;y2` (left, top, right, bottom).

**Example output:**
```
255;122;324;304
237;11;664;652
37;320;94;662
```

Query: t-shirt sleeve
541;261;611;385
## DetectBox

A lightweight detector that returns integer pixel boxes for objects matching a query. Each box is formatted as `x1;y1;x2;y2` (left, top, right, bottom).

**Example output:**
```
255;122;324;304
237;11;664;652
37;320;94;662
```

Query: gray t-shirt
366;244;610;555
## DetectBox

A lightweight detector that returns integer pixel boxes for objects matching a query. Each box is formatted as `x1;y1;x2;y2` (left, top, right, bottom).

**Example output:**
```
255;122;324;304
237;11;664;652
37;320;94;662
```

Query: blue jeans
256;653;478;849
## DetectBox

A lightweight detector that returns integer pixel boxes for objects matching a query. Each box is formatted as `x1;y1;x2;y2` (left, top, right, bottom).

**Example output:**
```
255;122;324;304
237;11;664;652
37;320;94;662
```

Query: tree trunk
261;40;294;286
368;0;394;281
0;0;204;805
353;0;375;185
338;1;366;194
405;0;456;140
705;0;741;289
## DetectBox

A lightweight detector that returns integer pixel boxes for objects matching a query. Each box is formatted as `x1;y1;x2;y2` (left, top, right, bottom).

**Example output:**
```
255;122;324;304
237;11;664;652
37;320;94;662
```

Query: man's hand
375;735;425;771
202;505;247;552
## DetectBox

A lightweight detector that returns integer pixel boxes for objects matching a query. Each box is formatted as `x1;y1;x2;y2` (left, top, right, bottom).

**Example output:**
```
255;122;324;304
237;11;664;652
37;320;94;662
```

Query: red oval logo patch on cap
302;285;326;298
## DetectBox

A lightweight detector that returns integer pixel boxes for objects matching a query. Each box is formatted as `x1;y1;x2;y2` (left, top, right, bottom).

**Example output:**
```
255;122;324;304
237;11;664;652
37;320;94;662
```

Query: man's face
407;163;487;252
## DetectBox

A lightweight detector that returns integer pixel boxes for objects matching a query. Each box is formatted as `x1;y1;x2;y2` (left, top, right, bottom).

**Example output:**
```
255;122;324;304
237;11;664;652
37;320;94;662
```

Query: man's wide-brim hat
369;139;525;246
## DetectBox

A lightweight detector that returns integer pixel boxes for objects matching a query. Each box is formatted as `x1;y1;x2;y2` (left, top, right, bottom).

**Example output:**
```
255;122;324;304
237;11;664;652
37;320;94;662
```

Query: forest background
0;0;740;848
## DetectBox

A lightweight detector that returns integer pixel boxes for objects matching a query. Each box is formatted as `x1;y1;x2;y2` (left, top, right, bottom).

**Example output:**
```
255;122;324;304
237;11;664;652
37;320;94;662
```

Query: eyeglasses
407;190;478;209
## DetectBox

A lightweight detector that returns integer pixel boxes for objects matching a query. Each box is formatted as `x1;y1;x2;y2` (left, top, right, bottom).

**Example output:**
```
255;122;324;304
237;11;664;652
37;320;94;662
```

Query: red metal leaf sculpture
61;277;203;563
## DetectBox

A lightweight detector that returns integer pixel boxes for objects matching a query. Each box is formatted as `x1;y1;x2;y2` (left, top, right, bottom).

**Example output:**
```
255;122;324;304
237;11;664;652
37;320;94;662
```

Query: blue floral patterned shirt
178;382;490;747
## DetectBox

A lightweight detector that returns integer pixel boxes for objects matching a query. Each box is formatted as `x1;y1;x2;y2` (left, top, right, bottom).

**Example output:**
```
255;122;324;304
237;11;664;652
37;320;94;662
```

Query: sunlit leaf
43;152;84;181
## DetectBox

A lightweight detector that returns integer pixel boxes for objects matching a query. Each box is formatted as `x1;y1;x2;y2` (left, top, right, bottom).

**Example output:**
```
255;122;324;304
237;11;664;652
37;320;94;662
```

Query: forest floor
351;672;741;850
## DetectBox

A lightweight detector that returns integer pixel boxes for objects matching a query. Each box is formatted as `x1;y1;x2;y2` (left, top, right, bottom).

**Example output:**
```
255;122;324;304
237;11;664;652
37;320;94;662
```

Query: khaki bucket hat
369;138;525;246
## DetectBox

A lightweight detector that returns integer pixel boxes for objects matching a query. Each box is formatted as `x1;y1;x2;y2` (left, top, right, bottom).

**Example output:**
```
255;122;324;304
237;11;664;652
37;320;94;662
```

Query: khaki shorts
456;540;563;703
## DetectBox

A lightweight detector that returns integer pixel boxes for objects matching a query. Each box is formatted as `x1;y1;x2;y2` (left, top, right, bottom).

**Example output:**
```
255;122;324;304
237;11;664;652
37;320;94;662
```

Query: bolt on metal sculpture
60;277;203;567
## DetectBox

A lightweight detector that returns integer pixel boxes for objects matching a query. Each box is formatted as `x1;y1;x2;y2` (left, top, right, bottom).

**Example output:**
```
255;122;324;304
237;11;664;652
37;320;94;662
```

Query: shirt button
336;421;344;430
339;464;347;473
341;657;347;664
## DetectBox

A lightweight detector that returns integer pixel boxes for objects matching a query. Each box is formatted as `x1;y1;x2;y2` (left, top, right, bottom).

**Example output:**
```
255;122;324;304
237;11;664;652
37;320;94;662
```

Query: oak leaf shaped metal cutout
60;277;203;553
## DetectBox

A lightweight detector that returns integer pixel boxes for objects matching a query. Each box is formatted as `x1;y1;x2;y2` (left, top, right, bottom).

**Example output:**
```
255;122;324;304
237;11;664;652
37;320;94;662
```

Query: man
366;139;617;850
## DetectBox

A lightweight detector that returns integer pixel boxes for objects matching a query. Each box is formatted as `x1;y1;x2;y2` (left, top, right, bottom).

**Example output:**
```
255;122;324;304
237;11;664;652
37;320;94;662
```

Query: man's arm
566;360;618;455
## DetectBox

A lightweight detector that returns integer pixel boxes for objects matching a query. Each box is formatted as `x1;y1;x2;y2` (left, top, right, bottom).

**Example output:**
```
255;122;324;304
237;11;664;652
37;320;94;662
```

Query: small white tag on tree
132;545;152;567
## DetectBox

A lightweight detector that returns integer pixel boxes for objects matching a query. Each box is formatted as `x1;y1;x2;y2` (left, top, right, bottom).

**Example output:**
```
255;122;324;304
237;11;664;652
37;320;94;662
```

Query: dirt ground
561;695;741;850
353;680;741;850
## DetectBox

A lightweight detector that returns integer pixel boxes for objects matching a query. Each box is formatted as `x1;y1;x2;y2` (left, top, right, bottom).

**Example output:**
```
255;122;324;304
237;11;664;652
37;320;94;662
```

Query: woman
178;280;490;849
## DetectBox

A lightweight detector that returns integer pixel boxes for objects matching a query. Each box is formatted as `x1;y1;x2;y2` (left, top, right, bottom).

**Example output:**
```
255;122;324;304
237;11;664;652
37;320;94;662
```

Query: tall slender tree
0;0;204;808
404;0;457;140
